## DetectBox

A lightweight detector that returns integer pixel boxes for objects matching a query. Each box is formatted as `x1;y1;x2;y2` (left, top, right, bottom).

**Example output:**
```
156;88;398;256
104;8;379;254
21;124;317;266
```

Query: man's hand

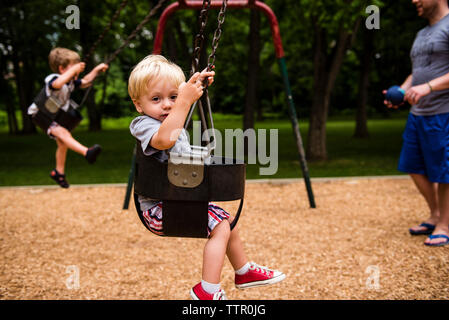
382;89;403;109
404;83;431;105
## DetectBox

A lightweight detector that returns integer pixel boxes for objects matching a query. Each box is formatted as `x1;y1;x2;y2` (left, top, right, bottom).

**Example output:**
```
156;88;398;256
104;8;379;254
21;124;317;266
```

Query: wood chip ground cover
1;178;448;299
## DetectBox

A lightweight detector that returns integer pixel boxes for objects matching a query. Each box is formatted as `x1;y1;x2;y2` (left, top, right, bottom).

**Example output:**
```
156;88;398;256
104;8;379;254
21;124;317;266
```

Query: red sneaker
190;282;227;300
235;262;286;289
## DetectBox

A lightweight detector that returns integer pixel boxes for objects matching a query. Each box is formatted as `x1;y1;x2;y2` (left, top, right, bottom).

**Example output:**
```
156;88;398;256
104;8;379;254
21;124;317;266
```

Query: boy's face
133;79;178;122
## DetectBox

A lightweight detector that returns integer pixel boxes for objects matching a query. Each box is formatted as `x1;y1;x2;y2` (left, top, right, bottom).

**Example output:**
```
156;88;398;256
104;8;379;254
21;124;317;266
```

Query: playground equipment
133;0;247;238
124;0;316;212
31;0;167;132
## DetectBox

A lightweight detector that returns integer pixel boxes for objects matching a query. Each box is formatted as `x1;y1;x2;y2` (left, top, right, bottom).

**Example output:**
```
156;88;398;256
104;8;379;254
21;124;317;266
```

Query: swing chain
184;0;228;133
206;0;228;71
78;0;167;109
191;0;212;75
105;0;168;65
83;0;129;63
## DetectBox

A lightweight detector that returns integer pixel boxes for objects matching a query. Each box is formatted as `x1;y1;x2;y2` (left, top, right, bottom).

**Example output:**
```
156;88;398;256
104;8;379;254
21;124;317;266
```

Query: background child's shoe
85;144;102;164
50;169;69;188
190;283;227;300
235;262;285;289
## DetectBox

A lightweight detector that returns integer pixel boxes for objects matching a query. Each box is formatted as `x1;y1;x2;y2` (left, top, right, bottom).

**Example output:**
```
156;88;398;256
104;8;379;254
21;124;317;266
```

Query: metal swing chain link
184;0;228;154
105;0;168;65
191;0;212;75
83;0;129;63
206;0;228;72
201;0;228;154
79;0;167;108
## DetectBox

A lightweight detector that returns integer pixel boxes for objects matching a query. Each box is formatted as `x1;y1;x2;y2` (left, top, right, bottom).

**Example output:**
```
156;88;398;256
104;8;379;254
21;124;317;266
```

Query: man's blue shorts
398;112;449;183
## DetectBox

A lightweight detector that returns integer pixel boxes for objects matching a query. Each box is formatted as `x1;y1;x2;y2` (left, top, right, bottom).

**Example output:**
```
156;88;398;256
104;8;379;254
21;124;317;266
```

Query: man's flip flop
424;234;449;247
409;222;435;236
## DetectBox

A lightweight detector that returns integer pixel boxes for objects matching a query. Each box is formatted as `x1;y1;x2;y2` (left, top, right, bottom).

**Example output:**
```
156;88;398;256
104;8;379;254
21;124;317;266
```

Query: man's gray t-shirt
129;115;192;211
410;13;449;116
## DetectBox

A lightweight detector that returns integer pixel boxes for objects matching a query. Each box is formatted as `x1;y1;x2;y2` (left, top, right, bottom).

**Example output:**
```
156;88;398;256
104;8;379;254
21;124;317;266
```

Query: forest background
0;0;426;185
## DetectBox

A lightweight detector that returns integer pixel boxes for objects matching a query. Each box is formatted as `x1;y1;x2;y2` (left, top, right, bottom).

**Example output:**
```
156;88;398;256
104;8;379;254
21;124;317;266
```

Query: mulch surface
1;178;448;300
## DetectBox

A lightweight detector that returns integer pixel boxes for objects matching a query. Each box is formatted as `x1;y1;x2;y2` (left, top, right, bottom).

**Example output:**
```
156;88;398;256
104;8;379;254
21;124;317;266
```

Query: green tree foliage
0;0;430;162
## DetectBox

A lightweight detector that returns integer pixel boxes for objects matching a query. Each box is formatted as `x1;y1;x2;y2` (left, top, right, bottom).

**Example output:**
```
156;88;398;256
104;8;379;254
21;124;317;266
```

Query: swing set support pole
123;145;136;210
278;57;316;208
253;1;316;208
123;0;316;209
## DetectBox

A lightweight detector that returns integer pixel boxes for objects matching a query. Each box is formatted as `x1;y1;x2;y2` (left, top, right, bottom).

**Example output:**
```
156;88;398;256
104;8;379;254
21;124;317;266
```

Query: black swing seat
133;142;246;238
31;87;83;132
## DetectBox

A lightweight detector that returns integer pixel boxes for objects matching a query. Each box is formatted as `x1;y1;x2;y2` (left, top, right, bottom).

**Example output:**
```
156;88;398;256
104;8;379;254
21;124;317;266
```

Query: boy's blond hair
48;48;81;73
128;55;186;101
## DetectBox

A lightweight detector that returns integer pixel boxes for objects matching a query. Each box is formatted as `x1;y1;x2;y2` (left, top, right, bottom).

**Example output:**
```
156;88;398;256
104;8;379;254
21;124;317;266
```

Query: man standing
385;0;449;246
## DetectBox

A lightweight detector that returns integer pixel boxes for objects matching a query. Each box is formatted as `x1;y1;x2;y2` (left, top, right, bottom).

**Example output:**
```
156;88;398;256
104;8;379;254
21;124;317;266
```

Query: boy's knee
50;125;70;138
56;138;68;149
210;220;231;239
227;215;240;232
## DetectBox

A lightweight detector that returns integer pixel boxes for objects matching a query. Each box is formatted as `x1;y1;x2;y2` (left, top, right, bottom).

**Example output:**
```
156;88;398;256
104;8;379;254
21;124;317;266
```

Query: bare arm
400;74;413;91
405;71;449;105
51;63;85;89
150;70;215;150
80;63;109;88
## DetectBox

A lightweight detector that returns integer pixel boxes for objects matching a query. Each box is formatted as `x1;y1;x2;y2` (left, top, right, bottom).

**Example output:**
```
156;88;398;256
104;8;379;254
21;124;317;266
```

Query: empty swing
133;0;247;238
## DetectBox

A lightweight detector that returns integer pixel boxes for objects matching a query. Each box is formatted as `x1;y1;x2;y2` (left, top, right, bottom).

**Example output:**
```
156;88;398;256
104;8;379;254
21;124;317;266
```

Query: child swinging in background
28;48;108;188
128;55;285;300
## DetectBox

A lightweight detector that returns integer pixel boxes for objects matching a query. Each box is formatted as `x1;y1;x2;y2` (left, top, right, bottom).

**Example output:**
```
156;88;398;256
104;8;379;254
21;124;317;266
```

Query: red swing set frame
124;0;316;209
152;0;315;208
152;0;284;59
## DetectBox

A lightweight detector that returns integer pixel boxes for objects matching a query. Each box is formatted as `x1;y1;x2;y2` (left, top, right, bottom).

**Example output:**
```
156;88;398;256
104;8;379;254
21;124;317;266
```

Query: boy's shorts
47;121;61;140
142;202;230;237
398;112;449;183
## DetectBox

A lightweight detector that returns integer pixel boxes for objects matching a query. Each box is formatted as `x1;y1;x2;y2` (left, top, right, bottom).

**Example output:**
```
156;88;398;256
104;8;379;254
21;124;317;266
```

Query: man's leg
425;183;449;245
409;173;440;232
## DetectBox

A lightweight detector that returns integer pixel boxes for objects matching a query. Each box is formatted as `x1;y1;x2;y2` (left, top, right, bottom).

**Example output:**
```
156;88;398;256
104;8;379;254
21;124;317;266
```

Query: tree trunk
307;18;360;161
85;87;101;131
6;15;35;134
166;21;178;62
11;55;36;134
1;53;19;134
354;29;374;138
80;0;102;131
243;8;261;131
99;68;109;113
173;18;189;68
4;82;19;134
307;25;328;161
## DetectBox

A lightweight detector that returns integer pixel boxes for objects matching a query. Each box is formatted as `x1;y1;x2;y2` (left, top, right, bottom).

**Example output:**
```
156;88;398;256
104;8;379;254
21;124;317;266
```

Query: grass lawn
0;113;407;186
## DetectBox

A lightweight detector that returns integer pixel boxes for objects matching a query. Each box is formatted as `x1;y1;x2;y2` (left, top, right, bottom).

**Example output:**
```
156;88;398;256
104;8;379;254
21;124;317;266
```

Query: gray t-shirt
129;115;192;211
410;13;449;116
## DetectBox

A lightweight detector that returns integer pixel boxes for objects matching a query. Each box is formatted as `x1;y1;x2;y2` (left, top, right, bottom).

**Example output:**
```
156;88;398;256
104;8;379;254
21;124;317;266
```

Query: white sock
235;262;250;275
201;280;221;294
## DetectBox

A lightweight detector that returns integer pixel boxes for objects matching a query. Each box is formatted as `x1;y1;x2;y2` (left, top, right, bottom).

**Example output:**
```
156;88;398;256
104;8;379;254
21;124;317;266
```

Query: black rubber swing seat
133;142;246;238
31;87;83;132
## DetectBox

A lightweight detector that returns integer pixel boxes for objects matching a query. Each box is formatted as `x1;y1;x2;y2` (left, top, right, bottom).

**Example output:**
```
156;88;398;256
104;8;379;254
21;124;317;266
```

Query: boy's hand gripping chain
184;0;228;159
